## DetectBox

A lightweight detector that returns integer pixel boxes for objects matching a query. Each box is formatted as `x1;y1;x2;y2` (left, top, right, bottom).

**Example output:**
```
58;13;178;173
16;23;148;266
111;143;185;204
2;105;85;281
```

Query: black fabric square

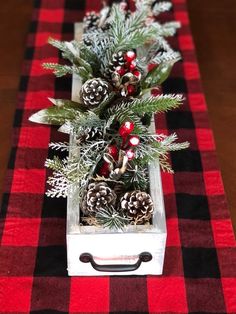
55;76;72;92
7;147;17;169
64;0;86;10
13;109;23;127
33;0;41;9
171;150;202;172
34;246;67;276
25;47;34;60
162;77;187;94
166;111;195;129
176;194;210;220
42;196;67;218
62;23;74;34
19;75;29;92
182;247;220;278
29;20;38;32
0;193;10;219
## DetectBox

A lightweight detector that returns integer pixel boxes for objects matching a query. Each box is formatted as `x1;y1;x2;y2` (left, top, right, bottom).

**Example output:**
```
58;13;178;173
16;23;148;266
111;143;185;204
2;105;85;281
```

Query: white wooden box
66;23;167;276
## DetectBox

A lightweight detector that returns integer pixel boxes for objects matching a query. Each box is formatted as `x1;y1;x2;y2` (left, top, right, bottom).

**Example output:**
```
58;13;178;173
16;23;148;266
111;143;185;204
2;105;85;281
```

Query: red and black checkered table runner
0;0;236;313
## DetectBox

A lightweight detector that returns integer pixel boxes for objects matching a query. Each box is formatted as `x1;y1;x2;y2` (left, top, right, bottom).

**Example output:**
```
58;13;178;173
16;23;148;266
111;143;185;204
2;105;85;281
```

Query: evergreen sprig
96;206;129;230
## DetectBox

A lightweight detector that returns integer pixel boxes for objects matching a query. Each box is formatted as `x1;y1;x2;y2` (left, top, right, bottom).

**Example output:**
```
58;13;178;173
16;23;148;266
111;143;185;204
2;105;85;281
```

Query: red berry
126;149;135;160
119;121;135;137
128;135;140;147
133;70;141;79
127;84;135;95
115;66;126;76
151;88;162;97
125;51;136;63
108;145;119;159
129;60;136;71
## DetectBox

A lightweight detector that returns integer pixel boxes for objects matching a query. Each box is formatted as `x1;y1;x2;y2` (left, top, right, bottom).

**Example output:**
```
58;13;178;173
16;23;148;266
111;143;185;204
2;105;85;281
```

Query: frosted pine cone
80;78;112;108
120;190;154;223
78;127;103;143
83;12;100;32
104;51;126;78
82;182;117;214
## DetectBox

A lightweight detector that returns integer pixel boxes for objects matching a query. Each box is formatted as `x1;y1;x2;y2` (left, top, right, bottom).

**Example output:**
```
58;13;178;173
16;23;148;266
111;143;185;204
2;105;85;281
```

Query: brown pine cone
81;182;117;214
120;190;154;223
80;78;112;108
83;12;100;32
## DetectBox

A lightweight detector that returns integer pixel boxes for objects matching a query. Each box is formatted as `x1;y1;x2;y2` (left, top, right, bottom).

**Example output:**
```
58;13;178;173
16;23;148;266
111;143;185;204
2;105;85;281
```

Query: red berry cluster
99;121;140;177
115;51;141;96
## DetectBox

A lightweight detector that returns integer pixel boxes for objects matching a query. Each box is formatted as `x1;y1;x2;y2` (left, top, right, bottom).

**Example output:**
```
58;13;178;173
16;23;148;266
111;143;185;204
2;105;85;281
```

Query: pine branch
96;206;129;230
43;62;92;81
43;63;73;77
159;21;181;37
152;2;172;15
110;95;184;119
49;142;69;152
135;133;190;172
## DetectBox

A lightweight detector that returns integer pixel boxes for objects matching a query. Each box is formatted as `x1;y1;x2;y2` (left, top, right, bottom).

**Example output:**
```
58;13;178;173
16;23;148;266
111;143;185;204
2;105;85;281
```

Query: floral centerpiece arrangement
30;0;189;230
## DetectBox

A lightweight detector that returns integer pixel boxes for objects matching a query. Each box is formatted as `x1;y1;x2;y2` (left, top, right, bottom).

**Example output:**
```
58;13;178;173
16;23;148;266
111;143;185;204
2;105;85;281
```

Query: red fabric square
195;128;215;151
147;277;188;312
0;277;33;312
11;169;46;194
166;218;181;246
1;218;40;246
204;171;225;195
39;9;64;23
18;127;50;148
211;219;236;248
183;62;200;80
70;277;109;312
221;279;236;313
161;172;175;195
188;93;207;112
174;11;189;25
178;35;194;50
25;91;54;109
35;32;60;47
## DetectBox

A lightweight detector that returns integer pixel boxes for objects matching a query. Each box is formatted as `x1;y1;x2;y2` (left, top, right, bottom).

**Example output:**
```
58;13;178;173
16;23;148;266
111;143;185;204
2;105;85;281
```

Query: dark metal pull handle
79;252;152;272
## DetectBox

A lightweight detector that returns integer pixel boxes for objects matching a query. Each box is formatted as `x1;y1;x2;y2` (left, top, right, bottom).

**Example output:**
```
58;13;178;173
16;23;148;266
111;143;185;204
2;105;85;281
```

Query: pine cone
104;51;126;78
82;182;117;214
78;127;103;143
80;78;112;108
83;12;100;32
120;190;154;223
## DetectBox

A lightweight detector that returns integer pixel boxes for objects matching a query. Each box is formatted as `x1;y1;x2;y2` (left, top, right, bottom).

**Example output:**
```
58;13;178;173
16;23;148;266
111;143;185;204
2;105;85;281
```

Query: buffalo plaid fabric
0;0;236;313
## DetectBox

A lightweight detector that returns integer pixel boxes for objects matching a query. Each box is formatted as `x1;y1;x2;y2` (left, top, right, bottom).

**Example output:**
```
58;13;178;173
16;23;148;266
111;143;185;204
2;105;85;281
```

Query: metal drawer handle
79;252;152;272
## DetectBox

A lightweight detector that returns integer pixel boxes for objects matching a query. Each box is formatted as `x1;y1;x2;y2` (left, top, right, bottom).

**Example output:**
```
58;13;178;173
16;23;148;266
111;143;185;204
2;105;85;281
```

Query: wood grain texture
0;0;235;234
0;0;33;195
188;0;236;234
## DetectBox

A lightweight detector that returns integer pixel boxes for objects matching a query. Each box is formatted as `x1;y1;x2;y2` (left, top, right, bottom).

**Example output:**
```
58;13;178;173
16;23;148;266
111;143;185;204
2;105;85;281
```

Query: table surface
1;0;236;235
0;0;236;313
